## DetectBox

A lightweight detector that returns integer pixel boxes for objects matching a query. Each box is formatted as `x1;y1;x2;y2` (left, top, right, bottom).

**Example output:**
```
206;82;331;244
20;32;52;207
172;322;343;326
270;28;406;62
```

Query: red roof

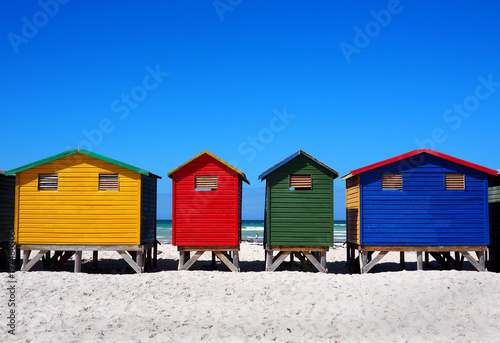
349;149;498;177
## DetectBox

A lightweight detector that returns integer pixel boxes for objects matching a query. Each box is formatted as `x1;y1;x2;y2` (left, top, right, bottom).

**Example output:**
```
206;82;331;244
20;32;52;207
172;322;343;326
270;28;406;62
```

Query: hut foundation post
400;252;405;270
359;251;368;274
233;251;240;271
137;251;144;273
178;251;185;271
416;251;423;270
320;251;327;272
92;251;98;269
22;250;30;270
266;251;273;271
74;251;82;273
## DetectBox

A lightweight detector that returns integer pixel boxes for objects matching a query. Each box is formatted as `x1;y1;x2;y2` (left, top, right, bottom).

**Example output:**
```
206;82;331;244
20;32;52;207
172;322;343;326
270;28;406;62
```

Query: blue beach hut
341;149;497;273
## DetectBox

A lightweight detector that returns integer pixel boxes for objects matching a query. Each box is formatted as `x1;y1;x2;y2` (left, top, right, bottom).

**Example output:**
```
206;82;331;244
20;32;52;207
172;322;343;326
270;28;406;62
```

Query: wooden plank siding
140;174;157;245
0;173;15;243
345;174;360;244
488;174;500;271
172;153;241;247
15;154;142;245
265;154;334;246
360;154;489;246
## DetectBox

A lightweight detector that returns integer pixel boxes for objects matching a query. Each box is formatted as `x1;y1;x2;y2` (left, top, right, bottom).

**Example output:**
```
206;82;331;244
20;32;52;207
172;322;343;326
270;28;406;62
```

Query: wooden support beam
137;251;144;270
268;252;291;272
359;245;487;252
178;246;239;252
267;246;329;252
233;251;240;271
117;250;141;273
93;251;98;269
179;251;204;271
293;252;313;271
303;251;327;273
21;250;48;272
265;250;273;271
400;252;405;270
74;251;82;273
359;251;368;274
178;251;185;271
360;251;388;274
417;251;423;271
320;251;327;272
214;252;239;272
461;251;486;272
425;252;429;268
22;250;30;270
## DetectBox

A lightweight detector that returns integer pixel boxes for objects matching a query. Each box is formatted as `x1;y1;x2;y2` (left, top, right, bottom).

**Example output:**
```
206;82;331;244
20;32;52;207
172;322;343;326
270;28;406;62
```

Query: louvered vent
99;174;119;191
195;175;218;190
445;173;465;190
382;173;402;190
38;174;58;191
290;174;312;190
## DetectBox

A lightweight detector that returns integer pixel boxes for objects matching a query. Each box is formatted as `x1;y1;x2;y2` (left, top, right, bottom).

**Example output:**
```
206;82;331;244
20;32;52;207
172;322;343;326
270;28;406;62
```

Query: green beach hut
489;172;500;272
0;170;15;270
258;150;338;272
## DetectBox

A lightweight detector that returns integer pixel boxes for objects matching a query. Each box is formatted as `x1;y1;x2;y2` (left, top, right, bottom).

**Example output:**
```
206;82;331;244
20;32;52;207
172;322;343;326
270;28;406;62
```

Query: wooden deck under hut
6;149;160;273
168;151;249;272
341;149;497;274
258;150;338;272
0;170;16;271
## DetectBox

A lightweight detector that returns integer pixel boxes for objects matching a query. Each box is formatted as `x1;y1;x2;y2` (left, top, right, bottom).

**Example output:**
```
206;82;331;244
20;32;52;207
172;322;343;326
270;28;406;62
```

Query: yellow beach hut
6;149;160;273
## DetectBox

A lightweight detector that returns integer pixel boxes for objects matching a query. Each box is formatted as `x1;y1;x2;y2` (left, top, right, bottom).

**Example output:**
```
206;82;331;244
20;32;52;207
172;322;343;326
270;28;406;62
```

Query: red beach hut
168;151;249;271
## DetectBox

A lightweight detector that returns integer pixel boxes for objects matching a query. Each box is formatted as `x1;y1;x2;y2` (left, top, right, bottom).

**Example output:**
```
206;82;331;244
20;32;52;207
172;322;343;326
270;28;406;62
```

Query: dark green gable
260;151;338;247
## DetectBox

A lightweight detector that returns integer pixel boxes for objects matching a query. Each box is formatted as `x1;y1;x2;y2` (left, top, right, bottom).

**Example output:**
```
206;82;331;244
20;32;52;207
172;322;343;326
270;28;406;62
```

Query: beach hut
6;149;160;273
488;172;500;272
0;170;15;270
168;151;249;272
258;150;338;272
341;149;497;273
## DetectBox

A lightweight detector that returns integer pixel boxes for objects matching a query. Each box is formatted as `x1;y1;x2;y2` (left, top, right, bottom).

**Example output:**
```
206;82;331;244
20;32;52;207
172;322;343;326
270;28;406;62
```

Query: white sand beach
2;242;500;342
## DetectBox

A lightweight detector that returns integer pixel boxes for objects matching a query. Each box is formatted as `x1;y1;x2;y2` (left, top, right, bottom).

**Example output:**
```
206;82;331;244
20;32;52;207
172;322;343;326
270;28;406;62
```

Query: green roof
5;149;161;178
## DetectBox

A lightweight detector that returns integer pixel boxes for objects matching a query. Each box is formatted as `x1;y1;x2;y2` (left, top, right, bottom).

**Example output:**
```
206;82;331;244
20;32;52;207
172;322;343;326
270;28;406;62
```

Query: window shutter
99;174;119;191
445;173;465;190
290;174;312;189
38;174;58;190
195;175;218;190
382;173;402;190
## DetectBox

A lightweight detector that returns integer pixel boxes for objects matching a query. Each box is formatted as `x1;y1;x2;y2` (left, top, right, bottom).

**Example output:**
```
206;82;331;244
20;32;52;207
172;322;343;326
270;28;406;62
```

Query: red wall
172;154;241;246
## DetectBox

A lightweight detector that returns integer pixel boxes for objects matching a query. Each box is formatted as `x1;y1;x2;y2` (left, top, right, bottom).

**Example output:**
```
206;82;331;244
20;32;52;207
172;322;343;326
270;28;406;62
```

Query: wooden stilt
400;252;405;270
137;251;144;272
214;252;239;272
74;251;82;273
117;250;142;273
292;252;313;271
211;252;216;268
478;251;485;270
417;251;423;270
425;252;429;268
266;250;273;271
178;251;185;271
303;251;327;273
179;251;204;271
320;251;327;272
359;251;368;274
233;251;240;271
462;251;486;272
360;251;388;274
93;251;98;269
21;250;48;272
22;250;30;270
268;251;291;272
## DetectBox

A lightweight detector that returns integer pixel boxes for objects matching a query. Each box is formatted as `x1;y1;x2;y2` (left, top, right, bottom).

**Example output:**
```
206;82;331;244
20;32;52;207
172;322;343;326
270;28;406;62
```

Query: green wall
265;154;334;246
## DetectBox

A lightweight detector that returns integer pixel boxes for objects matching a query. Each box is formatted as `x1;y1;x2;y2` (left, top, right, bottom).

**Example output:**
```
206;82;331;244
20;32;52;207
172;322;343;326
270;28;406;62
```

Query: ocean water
157;220;347;244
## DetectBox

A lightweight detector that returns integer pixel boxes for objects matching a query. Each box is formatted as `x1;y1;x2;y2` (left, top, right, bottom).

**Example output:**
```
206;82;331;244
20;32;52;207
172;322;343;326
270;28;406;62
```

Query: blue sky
2;1;500;219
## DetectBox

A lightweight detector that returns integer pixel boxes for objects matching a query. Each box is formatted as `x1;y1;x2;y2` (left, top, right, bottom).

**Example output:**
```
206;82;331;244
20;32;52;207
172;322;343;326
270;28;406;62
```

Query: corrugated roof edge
167;150;249;184
343;149;497;179
258;150;339;180
5;149;161;178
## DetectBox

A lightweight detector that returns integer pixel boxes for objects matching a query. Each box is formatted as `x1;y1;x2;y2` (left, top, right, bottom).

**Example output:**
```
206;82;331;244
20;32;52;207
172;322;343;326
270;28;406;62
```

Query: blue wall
360;154;489;246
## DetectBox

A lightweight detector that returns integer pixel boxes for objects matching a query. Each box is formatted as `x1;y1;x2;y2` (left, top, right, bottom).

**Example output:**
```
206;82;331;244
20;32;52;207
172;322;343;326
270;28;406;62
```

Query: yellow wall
16;154;141;245
346;175;360;244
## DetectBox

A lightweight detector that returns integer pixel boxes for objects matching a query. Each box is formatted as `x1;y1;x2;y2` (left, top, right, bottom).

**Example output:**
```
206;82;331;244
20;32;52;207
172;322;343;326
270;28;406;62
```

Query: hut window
99;174;119;191
290;174;312;190
445;173;465;190
195;175;218;190
382;173;402;190
38;174;58;191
